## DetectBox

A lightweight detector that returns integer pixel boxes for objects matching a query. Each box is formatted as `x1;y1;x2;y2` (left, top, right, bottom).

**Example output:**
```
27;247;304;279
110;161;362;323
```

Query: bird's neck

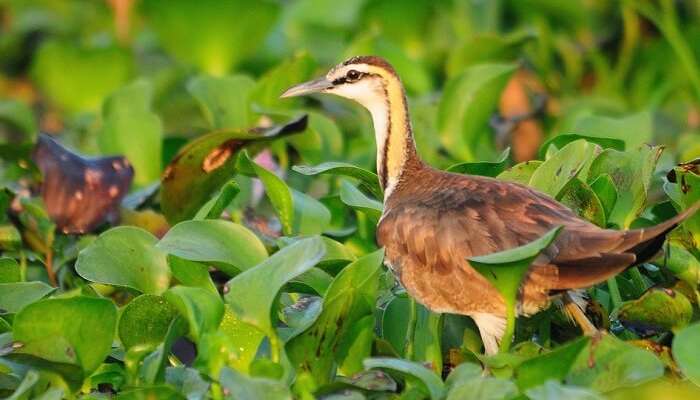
367;77;420;200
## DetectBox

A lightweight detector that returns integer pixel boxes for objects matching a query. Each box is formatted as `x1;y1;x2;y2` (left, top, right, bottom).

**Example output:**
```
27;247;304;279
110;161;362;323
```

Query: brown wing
377;170;691;316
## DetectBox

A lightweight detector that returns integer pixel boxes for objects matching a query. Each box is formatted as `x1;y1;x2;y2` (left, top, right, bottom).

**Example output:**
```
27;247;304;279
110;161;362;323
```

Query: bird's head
280;55;398;110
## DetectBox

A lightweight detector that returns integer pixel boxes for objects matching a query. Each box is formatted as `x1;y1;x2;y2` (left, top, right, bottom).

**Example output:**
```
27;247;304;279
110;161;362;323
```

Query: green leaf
0;257;21;283
187;74;256;130
664;168;700;247
98;80;162;187
141;0;280;75
278;296;323;342
167;256;218;294
193;180;240;220
164;286;224;342
447;147;511;177
619;287;693;332
469;227;562;352
251;52;317;111
339;180;383;220
76;226;171;295
219;367;292;400
0;99;37;143
363;358;445;400
569;111;653;150
663;240;700;288
560;178;606;227
446;31;534;77
589;174;618;222
438;63;517;161
381;296;442;370
160;116;307;223
538;134;625;160
238;151;330;235
515;336;590;390
673;322;700;387
567;334;664;392
529;139;598;198
0;282;54;314
5;370;39;400
165;366;210;400
13;296;117;375
118;294;177;350
293;162;382;199
287;111;345;165
498;160;543;185
157;220;268;276
588;146;662;228
30;39;132;113
446;376;518;400
287;249;384;385
224;237;325;351
525;380;605;400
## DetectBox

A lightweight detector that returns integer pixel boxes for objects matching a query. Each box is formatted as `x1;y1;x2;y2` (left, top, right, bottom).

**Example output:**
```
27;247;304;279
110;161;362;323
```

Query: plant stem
628;267;647;295
499;305;515;353
404;298;417;359
45;248;57;287
607;277;623;309
269;333;281;364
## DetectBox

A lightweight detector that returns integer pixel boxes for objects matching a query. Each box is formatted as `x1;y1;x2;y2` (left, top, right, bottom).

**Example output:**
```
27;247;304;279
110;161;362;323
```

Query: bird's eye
346;70;361;81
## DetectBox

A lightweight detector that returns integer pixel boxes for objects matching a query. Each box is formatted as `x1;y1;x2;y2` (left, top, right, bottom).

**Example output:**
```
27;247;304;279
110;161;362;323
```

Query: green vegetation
1;0;700;398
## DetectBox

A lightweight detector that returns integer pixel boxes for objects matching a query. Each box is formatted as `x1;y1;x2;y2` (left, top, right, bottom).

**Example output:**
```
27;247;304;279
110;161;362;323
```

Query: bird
281;55;700;354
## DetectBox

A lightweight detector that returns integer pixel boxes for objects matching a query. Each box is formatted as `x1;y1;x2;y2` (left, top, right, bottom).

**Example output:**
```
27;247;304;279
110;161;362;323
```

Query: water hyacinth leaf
570;111;653;150
116;386;185;400
288;111;345;165
0;99;37;143
30;39;132;113
187;74;256;130
165;366;210;400
588;146;662;228
0;257;21;283
529;139;597;198
32;134;133;234
164;286;224;342
251;52;317;111
567;334;664;392
446;30;534;76
5;370;39;400
219;367;292;400
118;294;177;350
138;317;188;385
469;226;562;352
193;180;240;220
160;115;307;223
363;358;445;400
288;267;333;295
537;134;625;160
293;162;382;198
673;323;700;387
157;220;267;276
560;178;606;227
141;0;280;75
618;287;692;332
438;63;516;161
291;190;332;235
224;237;325;345
76;226;170;295
525;380;605;400
447;147;511;177
0;282;54;314
590;174;618;222
98;80;162;187
664;167;700;245
381;296;442;369
515;336;590;390
287;249;384;385
662;240;700;288
497;160;542;185
211;305;267;373
278;296;323;343
446;376;518;400
168;256;218;294
12;296;117;375
339;180;383;220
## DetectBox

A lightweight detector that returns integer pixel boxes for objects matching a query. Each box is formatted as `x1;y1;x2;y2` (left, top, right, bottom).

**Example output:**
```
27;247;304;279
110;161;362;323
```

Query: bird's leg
562;291;598;336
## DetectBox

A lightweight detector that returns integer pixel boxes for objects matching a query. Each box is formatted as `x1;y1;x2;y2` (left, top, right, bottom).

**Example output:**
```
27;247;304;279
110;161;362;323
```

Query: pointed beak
280;77;333;98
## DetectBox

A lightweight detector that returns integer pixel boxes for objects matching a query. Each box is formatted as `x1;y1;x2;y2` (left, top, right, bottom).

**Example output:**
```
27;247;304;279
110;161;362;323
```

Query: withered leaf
32;134;133;234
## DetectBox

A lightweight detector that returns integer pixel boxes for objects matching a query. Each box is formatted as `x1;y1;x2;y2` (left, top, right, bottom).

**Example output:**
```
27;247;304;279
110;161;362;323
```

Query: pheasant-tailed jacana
282;55;699;354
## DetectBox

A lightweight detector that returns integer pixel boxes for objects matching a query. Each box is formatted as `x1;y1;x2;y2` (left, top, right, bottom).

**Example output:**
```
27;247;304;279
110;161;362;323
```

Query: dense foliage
2;0;700;399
